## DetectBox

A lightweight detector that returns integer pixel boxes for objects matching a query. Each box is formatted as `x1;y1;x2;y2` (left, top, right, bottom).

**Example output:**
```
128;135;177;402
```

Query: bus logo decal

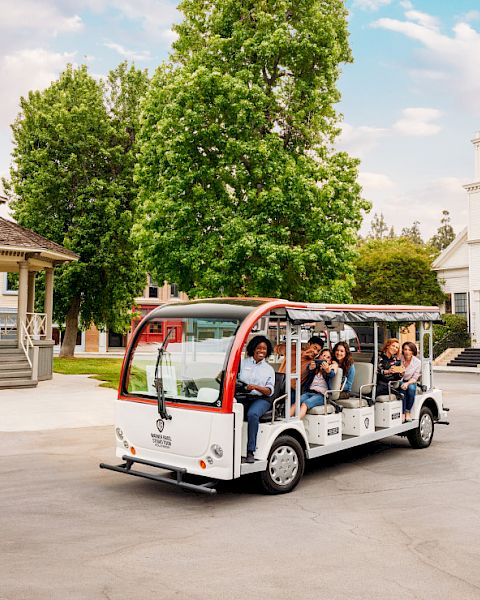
156;419;165;433
364;417;370;429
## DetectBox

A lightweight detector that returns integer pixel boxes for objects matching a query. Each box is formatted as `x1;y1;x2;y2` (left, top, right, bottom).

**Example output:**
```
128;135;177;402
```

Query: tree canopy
135;0;369;302
352;237;446;306
4;63;149;356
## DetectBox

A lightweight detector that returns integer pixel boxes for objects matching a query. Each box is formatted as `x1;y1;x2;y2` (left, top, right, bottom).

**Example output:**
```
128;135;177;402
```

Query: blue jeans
298;391;325;410
239;397;271;453
397;383;416;412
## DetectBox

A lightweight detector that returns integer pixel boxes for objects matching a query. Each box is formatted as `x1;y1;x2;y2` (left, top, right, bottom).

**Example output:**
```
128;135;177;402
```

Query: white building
433;131;480;345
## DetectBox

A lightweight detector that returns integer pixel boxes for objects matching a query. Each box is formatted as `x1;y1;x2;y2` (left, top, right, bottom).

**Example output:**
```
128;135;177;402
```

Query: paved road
1;373;480;600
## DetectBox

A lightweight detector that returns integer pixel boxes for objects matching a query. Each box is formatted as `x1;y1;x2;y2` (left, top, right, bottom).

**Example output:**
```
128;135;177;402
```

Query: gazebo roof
0;217;79;263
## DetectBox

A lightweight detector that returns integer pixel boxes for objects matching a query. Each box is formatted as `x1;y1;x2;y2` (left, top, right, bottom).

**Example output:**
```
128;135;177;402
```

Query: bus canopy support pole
286;323;292;422
295;324;302;419
429;323;434;389
373;322;378;395
419;322;425;388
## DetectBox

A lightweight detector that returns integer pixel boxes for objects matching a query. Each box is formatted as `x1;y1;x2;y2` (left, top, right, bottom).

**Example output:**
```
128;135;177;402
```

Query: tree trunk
59;297;81;358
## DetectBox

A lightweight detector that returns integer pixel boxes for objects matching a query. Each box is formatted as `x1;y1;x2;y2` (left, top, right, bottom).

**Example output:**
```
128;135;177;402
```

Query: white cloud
404;10;439;31
338;123;388;158
362;177;468;238
358;171;395;190
0;48;76;128
352;0;391;10
393;107;443;136
372;9;480;116
104;42;151;61
0;1;83;35
457;10;480;23
107;0;181;38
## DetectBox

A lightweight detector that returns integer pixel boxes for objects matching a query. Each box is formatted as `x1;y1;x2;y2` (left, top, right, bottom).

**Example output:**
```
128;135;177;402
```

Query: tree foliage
401;220;422;245
429;210;455;253
352;238;446;306
368;212;388;239
4;63;149;356
135;0;369;302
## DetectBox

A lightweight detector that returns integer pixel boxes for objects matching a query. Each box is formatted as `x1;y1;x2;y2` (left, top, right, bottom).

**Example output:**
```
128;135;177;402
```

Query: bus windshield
124;317;240;406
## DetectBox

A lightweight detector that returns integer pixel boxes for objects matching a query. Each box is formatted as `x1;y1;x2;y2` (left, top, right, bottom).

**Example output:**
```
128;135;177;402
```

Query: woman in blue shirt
237;335;275;463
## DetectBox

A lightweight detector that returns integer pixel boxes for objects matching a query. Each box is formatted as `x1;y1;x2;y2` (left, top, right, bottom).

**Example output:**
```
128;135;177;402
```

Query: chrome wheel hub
269;445;298;486
420;413;433;442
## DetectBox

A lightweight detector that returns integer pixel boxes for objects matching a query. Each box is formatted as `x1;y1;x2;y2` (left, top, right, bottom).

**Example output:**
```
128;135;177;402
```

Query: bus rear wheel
260;435;305;494
407;406;434;449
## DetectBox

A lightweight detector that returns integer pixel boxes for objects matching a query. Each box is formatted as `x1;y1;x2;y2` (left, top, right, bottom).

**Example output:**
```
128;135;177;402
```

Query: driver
237;335;275;464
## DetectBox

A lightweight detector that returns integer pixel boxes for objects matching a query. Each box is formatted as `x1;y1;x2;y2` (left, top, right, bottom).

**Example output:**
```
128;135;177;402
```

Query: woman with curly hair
375;338;403;398
237;335;275;463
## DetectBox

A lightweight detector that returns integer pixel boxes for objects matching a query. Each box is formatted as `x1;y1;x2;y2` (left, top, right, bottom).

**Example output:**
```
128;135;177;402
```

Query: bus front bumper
99;455;217;495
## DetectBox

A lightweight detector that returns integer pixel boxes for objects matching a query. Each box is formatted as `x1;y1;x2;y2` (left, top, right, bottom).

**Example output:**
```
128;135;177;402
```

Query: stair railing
20;321;33;369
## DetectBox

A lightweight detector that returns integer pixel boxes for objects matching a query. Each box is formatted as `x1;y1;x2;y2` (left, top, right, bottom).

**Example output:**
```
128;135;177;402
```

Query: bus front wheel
260;435;305;494
407;406;434;449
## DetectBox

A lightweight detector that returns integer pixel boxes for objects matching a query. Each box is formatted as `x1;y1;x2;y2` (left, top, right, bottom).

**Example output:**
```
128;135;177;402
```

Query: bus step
99;455;217;495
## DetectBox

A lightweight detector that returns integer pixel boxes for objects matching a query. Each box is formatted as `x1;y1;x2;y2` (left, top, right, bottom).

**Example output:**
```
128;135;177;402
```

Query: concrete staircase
447;347;480;368
0;347;37;389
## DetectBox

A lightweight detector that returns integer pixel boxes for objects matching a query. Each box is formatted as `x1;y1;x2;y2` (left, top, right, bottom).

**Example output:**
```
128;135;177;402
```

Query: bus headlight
211;444;223;458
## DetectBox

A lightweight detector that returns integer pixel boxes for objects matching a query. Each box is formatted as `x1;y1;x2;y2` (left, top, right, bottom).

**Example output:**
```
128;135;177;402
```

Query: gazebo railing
0;312;17;340
26;312;47;340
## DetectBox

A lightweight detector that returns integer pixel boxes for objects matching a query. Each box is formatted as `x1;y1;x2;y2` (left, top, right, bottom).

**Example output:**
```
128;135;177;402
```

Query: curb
433;366;480;374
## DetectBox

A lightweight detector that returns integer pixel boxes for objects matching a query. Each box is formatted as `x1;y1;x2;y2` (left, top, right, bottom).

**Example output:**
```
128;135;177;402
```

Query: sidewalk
0;373;116;432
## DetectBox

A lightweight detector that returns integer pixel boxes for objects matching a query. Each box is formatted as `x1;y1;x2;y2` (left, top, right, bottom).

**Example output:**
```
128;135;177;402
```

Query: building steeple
472;131;480;182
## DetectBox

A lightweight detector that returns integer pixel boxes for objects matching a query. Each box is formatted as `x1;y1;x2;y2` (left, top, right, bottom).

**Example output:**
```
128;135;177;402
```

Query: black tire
407;406;434;449
260;435;305;494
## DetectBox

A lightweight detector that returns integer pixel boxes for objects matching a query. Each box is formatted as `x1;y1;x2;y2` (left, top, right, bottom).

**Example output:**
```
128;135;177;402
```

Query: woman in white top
400;341;422;422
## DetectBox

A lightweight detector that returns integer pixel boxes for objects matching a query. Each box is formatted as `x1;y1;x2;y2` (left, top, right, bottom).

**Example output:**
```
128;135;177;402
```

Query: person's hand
384;368;393;375
308;361;316;370
246;384;255;392
401;382;408;390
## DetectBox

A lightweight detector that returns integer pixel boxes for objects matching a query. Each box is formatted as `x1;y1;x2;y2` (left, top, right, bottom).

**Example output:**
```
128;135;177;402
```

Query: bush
433;314;470;357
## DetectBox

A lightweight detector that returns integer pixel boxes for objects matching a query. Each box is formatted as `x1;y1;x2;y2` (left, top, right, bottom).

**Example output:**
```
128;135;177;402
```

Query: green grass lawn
53;357;124;390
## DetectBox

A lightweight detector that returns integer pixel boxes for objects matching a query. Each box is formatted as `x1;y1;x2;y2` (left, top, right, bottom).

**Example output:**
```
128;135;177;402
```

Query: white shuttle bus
100;299;449;495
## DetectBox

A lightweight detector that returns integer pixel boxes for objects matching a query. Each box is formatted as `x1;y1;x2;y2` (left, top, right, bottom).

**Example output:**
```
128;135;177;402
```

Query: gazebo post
17;261;29;348
45;268;54;341
27;271;35;314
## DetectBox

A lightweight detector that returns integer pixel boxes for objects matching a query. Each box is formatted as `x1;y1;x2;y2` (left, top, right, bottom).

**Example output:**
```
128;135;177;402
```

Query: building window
444;294;452;314
148;275;159;299
454;292;468;317
170;283;179;298
3;272;19;294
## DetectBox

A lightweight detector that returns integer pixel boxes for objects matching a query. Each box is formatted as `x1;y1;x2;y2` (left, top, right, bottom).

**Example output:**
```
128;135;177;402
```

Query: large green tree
135;0;368;301
352;238;446;306
5;63;148;356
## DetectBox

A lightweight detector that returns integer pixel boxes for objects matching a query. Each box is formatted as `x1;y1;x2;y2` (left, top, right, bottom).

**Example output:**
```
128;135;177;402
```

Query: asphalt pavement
1;372;480;600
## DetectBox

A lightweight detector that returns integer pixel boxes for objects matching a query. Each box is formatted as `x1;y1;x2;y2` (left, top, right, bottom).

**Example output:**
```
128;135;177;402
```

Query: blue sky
1;0;479;238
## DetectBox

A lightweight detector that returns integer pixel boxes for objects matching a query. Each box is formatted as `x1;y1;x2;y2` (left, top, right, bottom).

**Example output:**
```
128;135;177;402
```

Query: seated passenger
374;338;403;398
290;348;337;419
332;341;356;397
277;336;324;402
237;335;275;464
398;341;421;422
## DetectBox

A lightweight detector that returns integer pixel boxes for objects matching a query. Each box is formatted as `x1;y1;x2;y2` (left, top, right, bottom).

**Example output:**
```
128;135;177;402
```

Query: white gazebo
0;216;78;387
